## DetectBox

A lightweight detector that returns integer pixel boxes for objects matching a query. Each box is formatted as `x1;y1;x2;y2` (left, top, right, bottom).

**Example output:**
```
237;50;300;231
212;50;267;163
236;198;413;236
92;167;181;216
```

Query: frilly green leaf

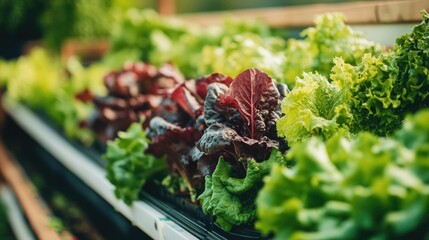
104;122;167;205
199;149;285;231
258;109;429;239
277;72;351;145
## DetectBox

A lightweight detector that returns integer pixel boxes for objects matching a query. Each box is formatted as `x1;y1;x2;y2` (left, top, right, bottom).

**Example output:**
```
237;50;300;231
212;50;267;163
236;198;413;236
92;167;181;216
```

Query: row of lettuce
0;8;428;239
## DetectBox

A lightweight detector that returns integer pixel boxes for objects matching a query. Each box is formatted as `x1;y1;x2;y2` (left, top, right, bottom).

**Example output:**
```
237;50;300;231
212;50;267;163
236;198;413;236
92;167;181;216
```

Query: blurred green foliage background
0;0;366;59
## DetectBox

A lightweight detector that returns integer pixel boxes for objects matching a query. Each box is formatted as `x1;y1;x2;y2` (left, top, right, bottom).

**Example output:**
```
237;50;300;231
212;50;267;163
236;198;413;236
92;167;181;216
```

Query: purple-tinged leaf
147;117;203;190
196;73;233;99
170;84;202;119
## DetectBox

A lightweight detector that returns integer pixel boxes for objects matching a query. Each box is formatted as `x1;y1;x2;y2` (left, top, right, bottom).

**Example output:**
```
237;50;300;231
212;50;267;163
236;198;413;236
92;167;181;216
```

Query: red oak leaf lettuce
84;62;184;143
146;73;233;199
198;68;288;163
226;68;279;139
196;73;233;99
197;68;288;231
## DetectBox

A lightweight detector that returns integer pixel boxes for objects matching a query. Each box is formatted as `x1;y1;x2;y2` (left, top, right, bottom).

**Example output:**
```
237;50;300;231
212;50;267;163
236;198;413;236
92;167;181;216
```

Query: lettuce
199;34;286;82
282;13;383;87
151;18;273;78
6;48;63;110
331;53;399;136
104;122;167;205
53;58;108;145
198;69;287;163
147;116;203;200
197;69;288;230
303;13;383;75
199;149;285;231
331;11;429;136
257;109;429;239
392;10;429;120
278;11;429;143
85;62;184;143
106;8;280;78
277;72;351;145
105;9;189;69
145;74;234;199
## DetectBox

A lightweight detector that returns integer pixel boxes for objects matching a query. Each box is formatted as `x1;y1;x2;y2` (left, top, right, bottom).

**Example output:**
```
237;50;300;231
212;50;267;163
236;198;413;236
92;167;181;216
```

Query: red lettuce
84;62;183;143
223;68;279;139
197;68;288;163
197;68;288;231
146;73;233;198
196;73;233;99
147;117;203;193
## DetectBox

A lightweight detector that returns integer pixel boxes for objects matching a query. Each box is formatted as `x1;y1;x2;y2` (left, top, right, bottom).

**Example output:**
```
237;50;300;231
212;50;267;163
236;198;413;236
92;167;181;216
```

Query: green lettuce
395;110;429;183
331;53;400;136
257;109;429;239
304;13;383;75
282;39;313;87
104;122;167;205
276;72;351;145
330;11;429;136
278;11;429;143
198;33;286;82
6;48;63;110
53;58;108;145
199;149;285;231
105;8;190;69
150;18;273;78
105;8;281;78
392;10;429;121
282;13;383;87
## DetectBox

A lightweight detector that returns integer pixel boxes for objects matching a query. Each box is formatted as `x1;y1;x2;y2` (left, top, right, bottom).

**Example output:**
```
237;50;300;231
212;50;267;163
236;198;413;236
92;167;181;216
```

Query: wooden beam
0;142;72;240
176;0;429;27
159;0;176;16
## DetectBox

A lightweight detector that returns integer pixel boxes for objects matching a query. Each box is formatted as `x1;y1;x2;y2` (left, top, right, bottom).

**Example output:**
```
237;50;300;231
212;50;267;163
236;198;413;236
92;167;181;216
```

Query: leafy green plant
278;11;429;143
276;72;351;145
257;109;429;240
104;121;167;204
282;13;383;87
196;68;288;230
200;149;286;231
6;48;63;110
198;33;285;82
53;58;107;145
331;53;399;136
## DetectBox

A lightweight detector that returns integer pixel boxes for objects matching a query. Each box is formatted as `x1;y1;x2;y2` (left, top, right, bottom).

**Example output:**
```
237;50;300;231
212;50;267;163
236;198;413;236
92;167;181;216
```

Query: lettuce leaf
277;72;351;145
147;116;203;199
257;109;429;239
198;69;286;164
145;73;235;199
282;13;383;87
53;59;108;145
85;62;183;143
303;13;383;75
224;68;281;139
198;34;286;82
331;53;400;136
278;11;429;142
196;73;233;100
197;69;287;230
330;10;429;136
6;48;63;110
104;122;167;205
392;10;429;118
106;9;190;69
395;110;429;183
199;149;285;231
